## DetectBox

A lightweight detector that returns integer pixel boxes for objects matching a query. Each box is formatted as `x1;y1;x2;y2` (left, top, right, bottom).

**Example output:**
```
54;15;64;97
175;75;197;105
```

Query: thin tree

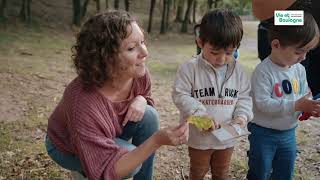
165;0;172;30
207;0;213;9
175;0;184;22
181;0;194;33
105;0;109;9
147;0;156;33
20;0;32;23
81;0;90;18
96;0;101;12
114;0;119;9
192;0;197;24
0;0;7;20
124;0;130;11
72;0;81;26
160;0;168;34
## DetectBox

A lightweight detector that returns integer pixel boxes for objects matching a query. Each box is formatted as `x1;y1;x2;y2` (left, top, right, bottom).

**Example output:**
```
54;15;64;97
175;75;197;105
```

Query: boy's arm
172;64;207;118
233;69;253;122
251;69;295;115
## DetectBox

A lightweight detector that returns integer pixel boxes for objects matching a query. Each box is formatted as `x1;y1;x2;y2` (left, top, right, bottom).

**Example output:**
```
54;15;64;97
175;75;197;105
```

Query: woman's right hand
154;122;189;146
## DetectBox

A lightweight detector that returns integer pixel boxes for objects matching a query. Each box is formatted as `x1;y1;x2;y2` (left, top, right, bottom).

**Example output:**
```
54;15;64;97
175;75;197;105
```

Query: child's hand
211;120;221;130
231;116;247;128
295;92;320;116
187;116;219;131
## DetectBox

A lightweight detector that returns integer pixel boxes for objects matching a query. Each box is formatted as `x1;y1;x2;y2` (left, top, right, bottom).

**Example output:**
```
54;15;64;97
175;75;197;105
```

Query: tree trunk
20;0;26;20
124;0;130;11
72;0;81;26
105;0;109;9
175;0;184;22
0;0;7;19
96;0;101;12
20;0;31;22
81;0;89;18
207;0;213;10
165;0;171;30
114;0;119;9
160;0;168;34
181;0;193;33
192;0;197;23
26;0;31;22
147;0;156;33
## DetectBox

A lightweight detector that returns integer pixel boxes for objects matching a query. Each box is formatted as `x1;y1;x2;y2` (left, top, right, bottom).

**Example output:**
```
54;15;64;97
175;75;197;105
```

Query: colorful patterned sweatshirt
250;57;308;130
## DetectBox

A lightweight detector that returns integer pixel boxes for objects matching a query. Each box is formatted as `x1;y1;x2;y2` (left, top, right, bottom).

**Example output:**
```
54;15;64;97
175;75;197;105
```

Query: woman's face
116;22;148;79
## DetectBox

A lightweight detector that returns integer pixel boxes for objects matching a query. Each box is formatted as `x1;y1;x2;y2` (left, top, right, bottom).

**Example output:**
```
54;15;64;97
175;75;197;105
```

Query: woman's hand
154;122;189;146
123;95;147;126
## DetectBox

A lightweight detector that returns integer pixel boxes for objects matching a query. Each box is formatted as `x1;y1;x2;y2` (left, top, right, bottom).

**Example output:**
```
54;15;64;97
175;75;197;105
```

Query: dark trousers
257;22;320;95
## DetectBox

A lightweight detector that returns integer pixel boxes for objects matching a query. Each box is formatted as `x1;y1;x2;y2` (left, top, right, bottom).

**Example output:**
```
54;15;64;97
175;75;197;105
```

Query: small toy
299;93;320;121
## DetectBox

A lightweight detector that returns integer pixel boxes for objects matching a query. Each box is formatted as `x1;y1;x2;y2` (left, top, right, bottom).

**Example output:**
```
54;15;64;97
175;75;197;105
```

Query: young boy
247;12;320;180
172;9;253;180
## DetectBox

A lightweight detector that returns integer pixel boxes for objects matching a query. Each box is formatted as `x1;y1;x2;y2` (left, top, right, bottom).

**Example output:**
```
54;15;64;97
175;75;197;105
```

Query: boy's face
271;36;319;67
198;40;236;68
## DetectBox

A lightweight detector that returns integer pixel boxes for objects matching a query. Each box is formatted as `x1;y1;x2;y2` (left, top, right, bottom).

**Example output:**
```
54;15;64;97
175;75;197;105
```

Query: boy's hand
295;92;320;116
187;115;219;131
231;116;247;128
209;119;221;131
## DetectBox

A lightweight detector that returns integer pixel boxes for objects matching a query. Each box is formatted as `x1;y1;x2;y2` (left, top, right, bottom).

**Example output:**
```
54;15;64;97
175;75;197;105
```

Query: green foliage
222;0;251;15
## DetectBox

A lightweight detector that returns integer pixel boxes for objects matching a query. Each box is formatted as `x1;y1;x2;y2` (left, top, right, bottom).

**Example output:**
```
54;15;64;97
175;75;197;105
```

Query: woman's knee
141;105;160;132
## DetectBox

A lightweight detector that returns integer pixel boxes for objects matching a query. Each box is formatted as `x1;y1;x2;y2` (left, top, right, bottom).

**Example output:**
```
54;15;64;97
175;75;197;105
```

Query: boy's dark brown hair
72;10;137;88
199;9;243;49
268;12;319;48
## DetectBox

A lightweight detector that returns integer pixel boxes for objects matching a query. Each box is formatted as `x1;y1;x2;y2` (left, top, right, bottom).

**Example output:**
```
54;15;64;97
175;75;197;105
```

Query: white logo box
274;10;304;25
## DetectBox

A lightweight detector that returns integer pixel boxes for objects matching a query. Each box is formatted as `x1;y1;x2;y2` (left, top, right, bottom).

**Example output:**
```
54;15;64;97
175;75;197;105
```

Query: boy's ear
271;39;281;49
196;37;204;48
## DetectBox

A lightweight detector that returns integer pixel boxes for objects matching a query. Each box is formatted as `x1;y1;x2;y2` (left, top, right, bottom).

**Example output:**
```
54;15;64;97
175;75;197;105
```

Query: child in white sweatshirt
172;9;253;180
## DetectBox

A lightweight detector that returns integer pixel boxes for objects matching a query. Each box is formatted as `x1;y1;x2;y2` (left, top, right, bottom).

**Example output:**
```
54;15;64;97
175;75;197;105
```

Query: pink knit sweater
47;72;154;180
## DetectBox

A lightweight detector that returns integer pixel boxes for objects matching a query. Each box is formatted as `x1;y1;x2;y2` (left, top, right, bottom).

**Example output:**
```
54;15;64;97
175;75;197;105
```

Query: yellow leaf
187;116;214;131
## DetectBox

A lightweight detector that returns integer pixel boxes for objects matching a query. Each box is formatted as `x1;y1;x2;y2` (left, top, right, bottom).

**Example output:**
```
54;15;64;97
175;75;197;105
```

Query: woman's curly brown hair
72;10;136;88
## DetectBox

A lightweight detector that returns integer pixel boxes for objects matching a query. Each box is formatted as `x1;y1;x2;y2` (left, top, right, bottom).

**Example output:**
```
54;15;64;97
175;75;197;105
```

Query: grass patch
242;21;259;39
147;60;179;77
237;49;260;73
0;24;73;78
0;121;69;179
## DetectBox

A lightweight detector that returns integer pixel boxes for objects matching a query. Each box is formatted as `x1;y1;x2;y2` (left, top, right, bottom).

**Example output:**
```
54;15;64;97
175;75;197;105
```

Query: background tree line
0;0;251;34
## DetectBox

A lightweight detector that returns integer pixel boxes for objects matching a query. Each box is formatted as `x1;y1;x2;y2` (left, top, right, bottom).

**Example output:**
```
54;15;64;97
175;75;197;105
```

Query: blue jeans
246;123;297;180
45;105;159;180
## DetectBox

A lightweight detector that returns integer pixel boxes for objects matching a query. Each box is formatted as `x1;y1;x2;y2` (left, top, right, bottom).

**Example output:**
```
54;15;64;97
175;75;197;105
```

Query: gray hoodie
172;53;253;149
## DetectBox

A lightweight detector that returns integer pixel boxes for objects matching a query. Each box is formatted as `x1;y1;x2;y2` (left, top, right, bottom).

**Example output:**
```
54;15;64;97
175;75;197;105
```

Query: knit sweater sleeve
140;69;154;106
251;67;295;116
233;65;253;121
67;94;128;180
